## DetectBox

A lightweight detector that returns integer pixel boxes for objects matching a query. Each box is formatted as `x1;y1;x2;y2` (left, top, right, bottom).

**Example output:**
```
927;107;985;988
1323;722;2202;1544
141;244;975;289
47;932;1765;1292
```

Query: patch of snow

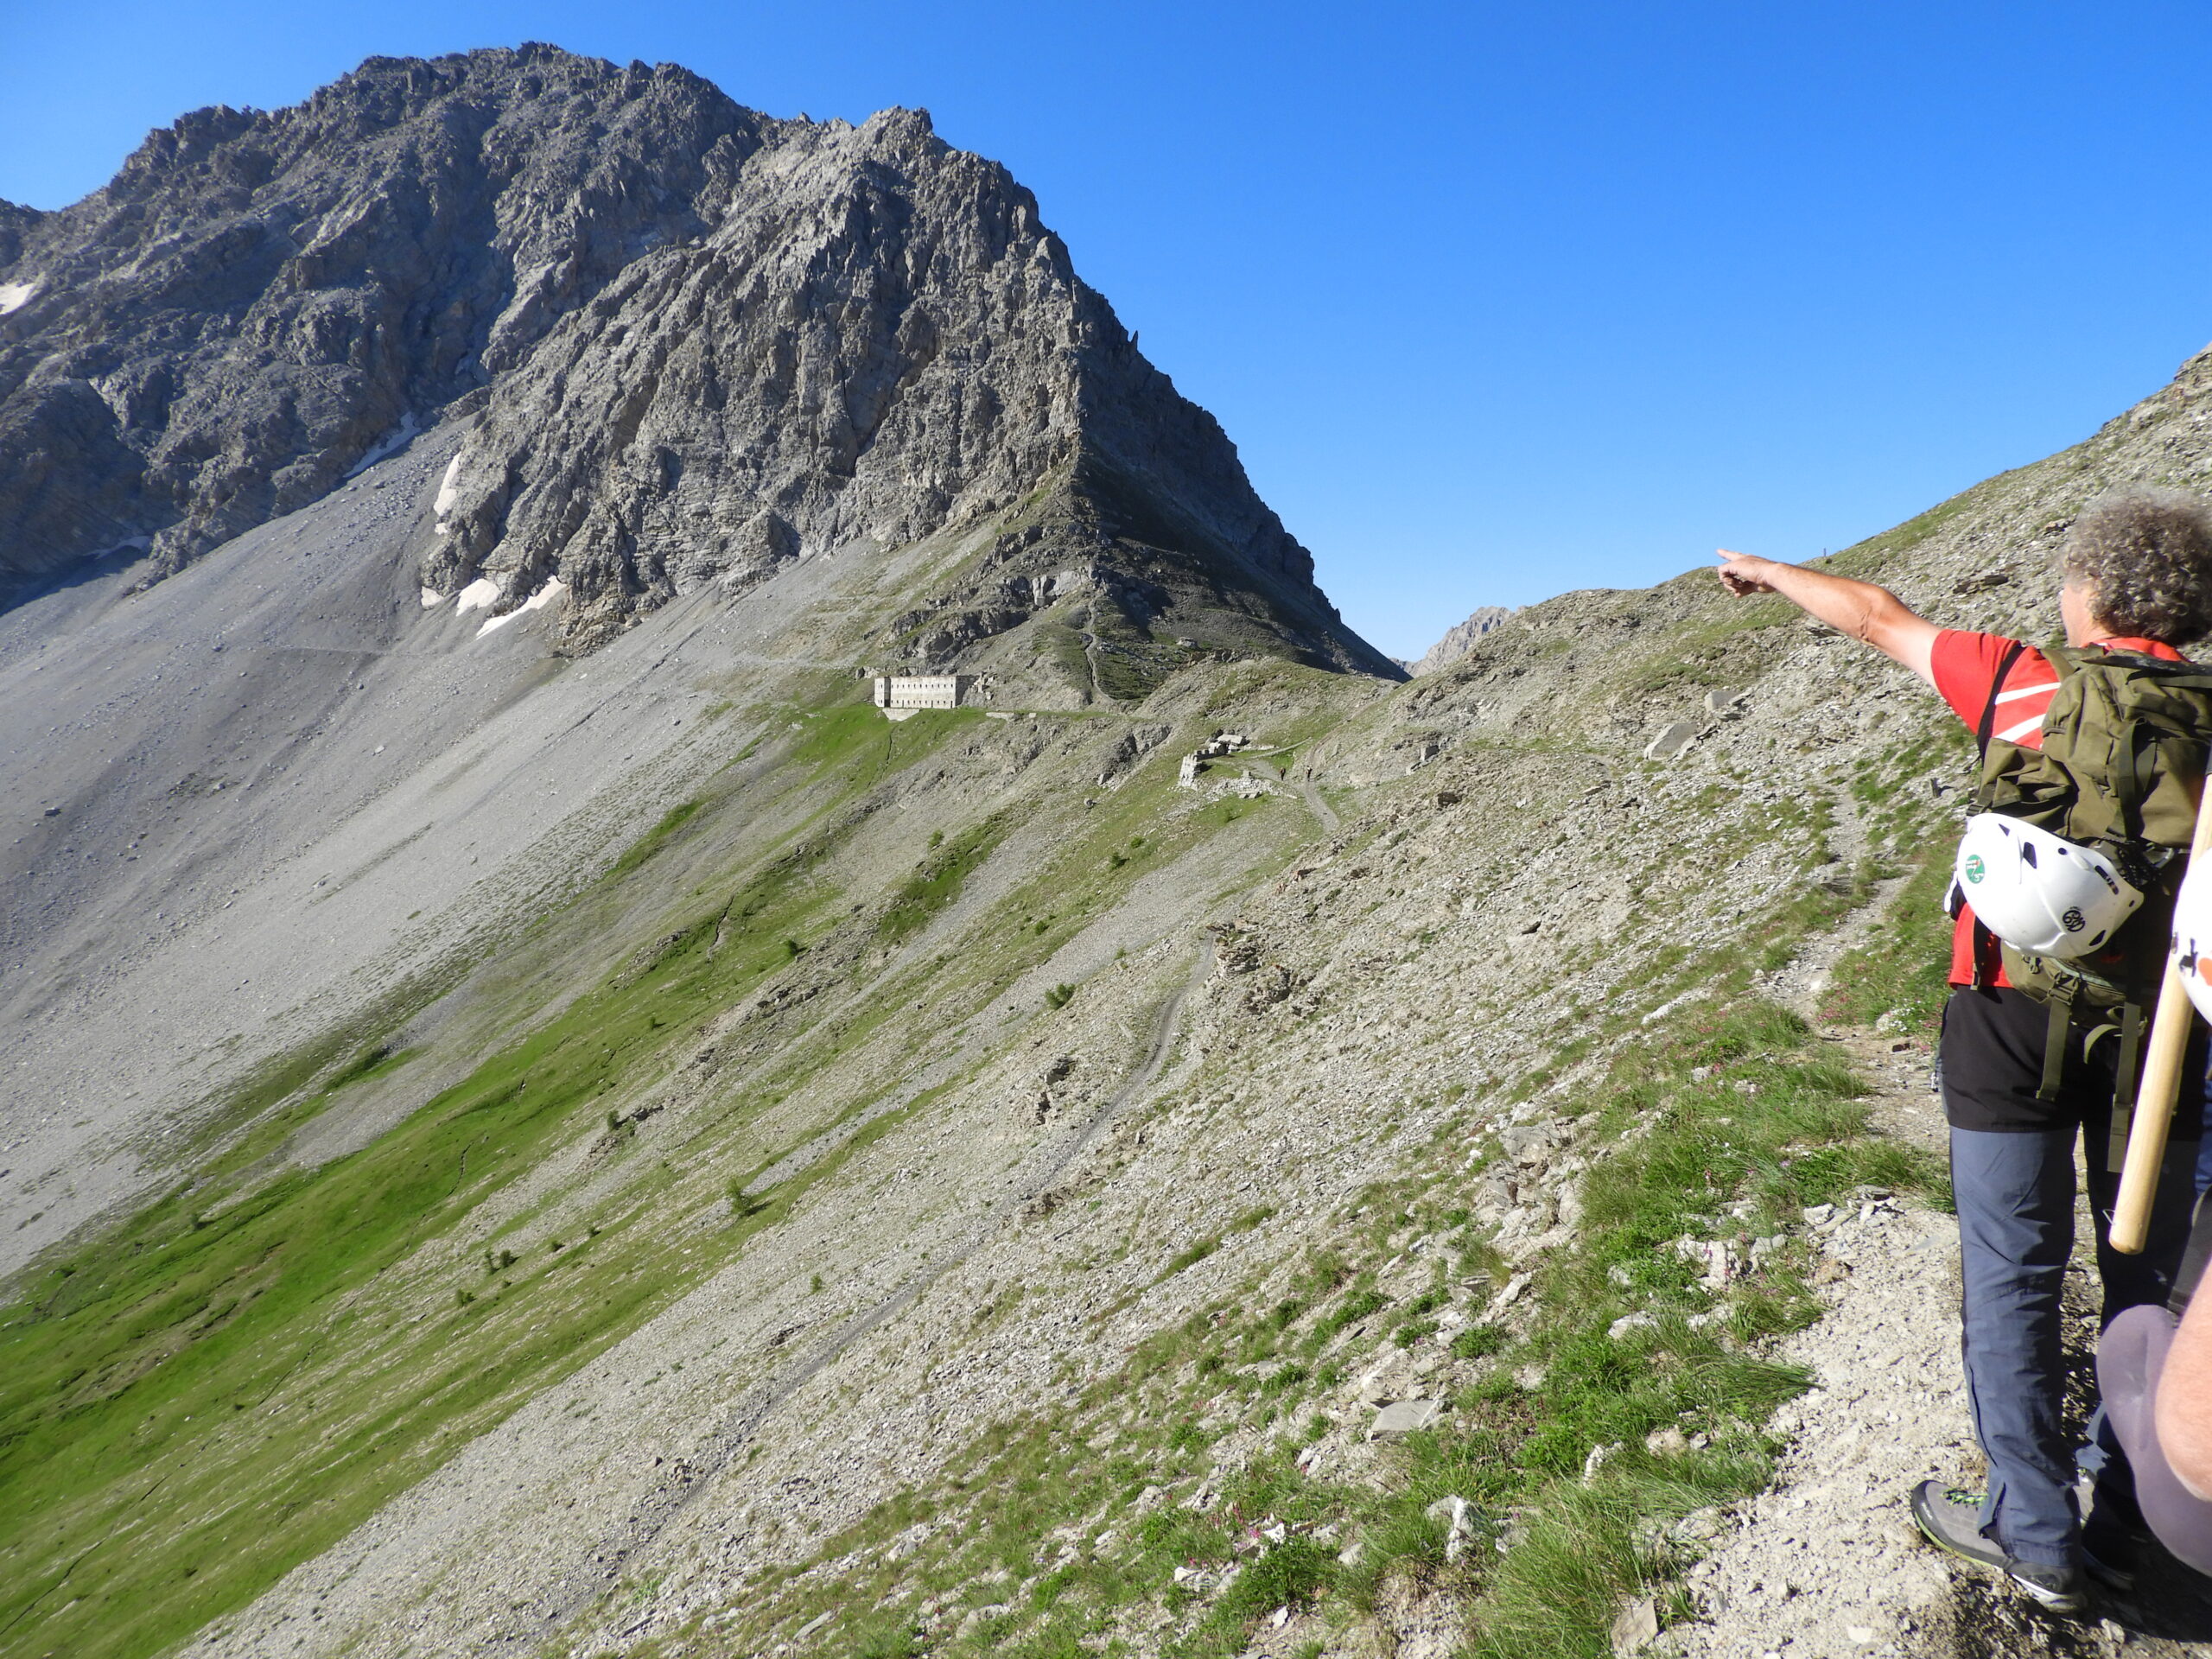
92;535;151;561
434;454;464;517
420;588;445;609
476;576;567;639
343;412;418;478
454;577;502;616
0;280;39;315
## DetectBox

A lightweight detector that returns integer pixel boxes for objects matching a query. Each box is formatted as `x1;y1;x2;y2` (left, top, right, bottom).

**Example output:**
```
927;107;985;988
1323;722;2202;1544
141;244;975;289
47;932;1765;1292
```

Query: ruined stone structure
1177;731;1252;787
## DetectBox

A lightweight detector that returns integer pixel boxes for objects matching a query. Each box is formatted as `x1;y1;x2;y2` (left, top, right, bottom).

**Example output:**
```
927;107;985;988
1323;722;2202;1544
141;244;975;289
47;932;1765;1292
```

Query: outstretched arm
1716;550;1941;685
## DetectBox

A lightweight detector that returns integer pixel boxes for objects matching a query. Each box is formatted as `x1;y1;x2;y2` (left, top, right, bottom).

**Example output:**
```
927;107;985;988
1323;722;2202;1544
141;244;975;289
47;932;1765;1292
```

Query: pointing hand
1716;550;1777;596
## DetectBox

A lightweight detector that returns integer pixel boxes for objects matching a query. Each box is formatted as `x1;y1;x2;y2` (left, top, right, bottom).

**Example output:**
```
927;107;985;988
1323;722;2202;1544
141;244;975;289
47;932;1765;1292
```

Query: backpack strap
2099;1001;2145;1169
1969;919;2001;990
1975;641;2030;760
2118;722;2159;842
2037;978;2077;1102
1968;644;2031;994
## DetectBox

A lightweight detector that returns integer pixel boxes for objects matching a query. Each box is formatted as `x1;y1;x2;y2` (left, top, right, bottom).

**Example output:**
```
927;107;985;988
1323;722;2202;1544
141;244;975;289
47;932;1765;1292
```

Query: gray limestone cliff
0;46;1392;685
1409;602;1515;676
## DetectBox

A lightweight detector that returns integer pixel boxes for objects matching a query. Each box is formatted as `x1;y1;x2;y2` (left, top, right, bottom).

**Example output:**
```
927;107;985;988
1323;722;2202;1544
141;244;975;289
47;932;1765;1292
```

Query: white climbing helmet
1954;813;2141;959
2171;856;2212;1020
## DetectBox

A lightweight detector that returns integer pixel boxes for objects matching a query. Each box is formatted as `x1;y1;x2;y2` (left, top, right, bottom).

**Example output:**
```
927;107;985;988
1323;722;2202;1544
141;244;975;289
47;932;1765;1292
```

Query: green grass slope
0;666;1365;1659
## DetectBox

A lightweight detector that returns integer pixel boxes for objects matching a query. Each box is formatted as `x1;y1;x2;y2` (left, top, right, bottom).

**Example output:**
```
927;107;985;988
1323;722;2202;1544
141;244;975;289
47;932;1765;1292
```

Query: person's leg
1936;986;2094;1593
2085;1018;2209;1319
2088;1128;2201;1321
2080;1129;2196;1551
2082;1024;2209;1540
2196;1065;2212;1198
1953;1123;2084;1568
2099;1303;2212;1575
2194;1039;2212;1198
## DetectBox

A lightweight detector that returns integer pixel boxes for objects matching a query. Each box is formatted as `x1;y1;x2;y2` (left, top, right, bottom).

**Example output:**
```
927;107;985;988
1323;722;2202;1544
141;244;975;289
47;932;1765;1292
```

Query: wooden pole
2112;769;2212;1255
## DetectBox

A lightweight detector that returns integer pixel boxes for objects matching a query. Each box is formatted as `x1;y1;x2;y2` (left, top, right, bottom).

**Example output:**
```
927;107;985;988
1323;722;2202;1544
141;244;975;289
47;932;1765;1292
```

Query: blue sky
5;2;2210;659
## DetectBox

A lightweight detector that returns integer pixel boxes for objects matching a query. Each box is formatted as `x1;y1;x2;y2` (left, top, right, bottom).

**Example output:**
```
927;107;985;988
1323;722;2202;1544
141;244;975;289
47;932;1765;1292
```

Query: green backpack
1967;642;2212;1103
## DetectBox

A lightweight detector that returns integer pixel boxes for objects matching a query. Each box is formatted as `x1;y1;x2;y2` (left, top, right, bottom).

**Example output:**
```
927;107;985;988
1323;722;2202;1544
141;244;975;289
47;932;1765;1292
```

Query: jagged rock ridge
1409;603;1515;676
0;49;756;587
0;46;1393;683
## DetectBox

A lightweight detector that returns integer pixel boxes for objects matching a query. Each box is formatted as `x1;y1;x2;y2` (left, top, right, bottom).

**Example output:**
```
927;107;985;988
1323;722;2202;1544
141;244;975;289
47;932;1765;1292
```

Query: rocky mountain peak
0;47;1391;690
1;48;761;585
1409;603;1516;675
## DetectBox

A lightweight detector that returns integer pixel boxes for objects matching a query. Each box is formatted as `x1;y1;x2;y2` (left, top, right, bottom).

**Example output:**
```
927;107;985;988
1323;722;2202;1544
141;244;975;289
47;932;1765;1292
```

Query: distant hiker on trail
1717;486;2212;1616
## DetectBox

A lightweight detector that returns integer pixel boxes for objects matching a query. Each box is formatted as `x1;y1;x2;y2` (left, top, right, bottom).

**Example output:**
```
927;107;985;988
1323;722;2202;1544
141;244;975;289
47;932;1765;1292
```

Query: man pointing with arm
1716;488;2212;1615
1714;550;1942;680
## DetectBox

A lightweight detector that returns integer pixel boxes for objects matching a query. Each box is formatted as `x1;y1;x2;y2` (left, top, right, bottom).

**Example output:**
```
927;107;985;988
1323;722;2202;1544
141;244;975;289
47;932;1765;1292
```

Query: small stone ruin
1177;730;1253;787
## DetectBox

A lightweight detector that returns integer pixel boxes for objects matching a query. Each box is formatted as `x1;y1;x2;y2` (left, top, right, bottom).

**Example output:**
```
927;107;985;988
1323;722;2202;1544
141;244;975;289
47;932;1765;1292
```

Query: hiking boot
1910;1481;2087;1614
2082;1541;2135;1594
2082;1507;2151;1593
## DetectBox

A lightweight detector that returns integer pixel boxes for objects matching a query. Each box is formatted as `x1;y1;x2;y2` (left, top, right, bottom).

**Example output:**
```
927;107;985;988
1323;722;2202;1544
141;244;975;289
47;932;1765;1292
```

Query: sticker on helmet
1963;855;1986;884
2062;906;2085;932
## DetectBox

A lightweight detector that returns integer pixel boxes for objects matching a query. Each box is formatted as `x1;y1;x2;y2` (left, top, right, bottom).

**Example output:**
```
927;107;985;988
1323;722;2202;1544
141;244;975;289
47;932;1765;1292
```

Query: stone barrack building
873;675;973;718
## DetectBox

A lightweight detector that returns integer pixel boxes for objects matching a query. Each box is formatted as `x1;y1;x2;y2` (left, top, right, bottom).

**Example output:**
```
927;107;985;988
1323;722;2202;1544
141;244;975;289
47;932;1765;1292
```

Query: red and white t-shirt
1931;629;2187;987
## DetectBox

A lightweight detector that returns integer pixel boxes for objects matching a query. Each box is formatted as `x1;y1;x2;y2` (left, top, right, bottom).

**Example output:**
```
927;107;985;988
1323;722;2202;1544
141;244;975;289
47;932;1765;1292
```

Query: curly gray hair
2061;486;2212;643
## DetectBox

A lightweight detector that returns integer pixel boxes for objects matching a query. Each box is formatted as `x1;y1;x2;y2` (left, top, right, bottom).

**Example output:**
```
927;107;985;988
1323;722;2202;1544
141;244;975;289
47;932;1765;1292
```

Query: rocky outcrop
0;46;1394;684
1409;604;1514;676
0;48;762;590
423;99;1370;665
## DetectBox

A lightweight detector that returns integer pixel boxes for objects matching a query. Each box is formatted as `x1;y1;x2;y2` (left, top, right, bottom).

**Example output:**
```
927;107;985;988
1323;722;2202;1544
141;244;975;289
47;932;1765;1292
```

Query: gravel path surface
1665;1032;2212;1659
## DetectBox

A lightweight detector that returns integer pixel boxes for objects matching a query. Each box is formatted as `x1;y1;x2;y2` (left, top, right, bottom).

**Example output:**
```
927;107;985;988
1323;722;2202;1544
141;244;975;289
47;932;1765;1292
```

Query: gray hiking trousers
1942;987;2203;1569
1948;1125;2195;1567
